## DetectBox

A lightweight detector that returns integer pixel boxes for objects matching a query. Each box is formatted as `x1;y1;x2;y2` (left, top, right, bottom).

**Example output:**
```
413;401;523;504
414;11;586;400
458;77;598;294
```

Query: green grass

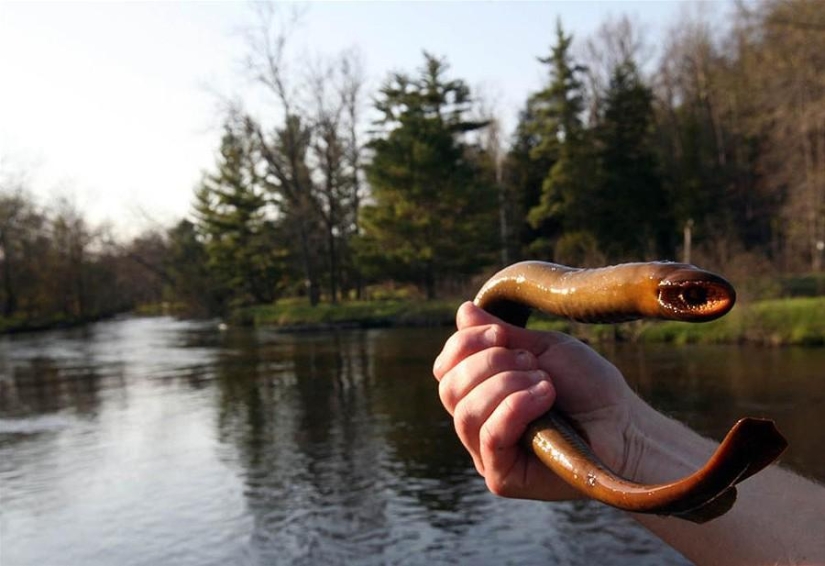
636;297;825;346
234;298;459;329
6;295;821;346
234;296;825;346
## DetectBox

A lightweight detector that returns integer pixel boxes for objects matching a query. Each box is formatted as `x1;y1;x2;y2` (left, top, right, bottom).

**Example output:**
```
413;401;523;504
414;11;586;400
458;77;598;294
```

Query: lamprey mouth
657;268;736;322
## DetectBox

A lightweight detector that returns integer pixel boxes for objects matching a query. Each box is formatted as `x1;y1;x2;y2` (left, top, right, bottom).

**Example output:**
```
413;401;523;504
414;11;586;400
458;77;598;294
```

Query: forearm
627;400;825;565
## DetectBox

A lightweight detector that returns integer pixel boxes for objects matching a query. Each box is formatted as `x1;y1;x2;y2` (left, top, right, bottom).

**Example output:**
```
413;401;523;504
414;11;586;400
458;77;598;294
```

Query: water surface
1;317;823;565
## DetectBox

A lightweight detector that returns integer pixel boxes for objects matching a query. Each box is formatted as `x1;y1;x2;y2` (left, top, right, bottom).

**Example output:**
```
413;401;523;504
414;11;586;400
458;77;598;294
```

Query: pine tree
194;121;287;312
523;21;598;263
361;53;498;298
591;60;672;260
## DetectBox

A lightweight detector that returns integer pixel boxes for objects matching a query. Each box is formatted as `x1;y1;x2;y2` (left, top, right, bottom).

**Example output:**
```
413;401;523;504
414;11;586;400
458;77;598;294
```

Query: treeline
1;0;823;326
0;189;164;329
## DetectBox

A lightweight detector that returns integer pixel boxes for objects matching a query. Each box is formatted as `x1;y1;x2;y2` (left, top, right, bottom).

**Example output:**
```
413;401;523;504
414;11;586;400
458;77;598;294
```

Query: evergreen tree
592;60;672;259
524;21;598;263
503;102;557;259
164;219;219;315
194;121;287;312
361;53;498;298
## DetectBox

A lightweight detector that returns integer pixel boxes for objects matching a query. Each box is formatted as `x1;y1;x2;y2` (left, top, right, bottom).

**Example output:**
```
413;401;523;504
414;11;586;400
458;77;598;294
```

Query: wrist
618;395;716;484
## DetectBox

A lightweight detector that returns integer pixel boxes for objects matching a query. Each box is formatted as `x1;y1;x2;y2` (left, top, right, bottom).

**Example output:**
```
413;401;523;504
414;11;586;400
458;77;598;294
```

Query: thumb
456;301;574;355
456;301;507;330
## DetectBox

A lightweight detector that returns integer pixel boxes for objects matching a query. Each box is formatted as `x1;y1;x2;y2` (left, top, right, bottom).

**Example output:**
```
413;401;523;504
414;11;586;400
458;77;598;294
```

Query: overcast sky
0;1;732;238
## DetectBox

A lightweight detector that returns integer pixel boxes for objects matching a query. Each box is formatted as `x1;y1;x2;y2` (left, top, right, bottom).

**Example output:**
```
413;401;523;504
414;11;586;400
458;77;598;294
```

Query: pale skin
434;302;825;566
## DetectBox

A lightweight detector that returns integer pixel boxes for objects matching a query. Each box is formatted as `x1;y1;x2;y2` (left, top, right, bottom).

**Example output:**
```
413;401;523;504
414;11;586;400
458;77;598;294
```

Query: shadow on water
2;316;823;565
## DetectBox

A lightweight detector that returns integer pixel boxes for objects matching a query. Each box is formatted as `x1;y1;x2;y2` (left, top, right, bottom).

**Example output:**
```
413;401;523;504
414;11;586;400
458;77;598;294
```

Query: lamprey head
657;267;736;322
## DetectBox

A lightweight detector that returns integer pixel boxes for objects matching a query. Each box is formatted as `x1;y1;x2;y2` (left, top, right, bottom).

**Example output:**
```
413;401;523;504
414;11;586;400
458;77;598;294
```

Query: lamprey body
473;261;787;523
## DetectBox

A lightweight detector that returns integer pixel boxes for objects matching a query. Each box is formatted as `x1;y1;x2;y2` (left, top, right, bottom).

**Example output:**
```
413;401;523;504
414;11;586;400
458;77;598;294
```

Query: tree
0;184;46;318
523;21;598;264
164;220;219;315
242;5;367;305
306;50;367;303
361;53;498;298
590;59;671;260
0;176;133;326
735;0;825;271
194;120;286;313
503;102;557;259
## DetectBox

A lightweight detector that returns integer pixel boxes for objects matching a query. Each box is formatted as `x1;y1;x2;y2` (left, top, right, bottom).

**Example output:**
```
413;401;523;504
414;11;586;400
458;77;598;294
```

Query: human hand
433;302;644;502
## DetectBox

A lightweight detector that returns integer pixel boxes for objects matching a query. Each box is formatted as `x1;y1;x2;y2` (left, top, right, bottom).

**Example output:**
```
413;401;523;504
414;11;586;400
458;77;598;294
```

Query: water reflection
2;317;822;565
608;343;825;479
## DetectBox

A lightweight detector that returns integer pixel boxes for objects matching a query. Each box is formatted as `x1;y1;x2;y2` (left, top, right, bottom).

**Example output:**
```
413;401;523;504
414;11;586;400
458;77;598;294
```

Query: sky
0;1;733;239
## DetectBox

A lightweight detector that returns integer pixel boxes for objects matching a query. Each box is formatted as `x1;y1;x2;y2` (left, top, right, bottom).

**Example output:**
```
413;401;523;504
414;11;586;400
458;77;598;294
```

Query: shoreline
3;296;823;347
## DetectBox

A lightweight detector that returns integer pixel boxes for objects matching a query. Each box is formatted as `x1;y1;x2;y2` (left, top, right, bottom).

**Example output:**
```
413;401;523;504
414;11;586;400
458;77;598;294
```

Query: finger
477;379;555;468
478;382;586;501
433;323;507;381
456;300;504;330
453;369;554;470
438;347;537;416
456;302;577;357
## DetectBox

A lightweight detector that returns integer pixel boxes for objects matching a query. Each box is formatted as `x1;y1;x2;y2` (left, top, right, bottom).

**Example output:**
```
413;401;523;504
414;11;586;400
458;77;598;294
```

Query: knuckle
438;377;457;413
484;323;506;347
485;474;509;497
482;346;511;374
478;418;505;455
453;400;479;439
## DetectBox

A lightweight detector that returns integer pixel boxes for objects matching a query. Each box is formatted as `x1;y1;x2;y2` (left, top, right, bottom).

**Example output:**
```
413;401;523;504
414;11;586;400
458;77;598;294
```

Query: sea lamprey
474;261;787;523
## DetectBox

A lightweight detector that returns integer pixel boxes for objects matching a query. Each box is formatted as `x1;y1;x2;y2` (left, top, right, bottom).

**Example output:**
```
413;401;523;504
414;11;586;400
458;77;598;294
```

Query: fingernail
483;326;499;346
528;375;553;399
515;350;534;369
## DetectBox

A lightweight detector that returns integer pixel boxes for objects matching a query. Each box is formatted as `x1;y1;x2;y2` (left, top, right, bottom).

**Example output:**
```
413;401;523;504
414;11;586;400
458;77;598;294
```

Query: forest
1;0;823;330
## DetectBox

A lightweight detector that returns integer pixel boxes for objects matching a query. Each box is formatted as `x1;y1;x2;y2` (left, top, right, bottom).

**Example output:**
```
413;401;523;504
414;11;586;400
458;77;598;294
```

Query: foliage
194;120;288;313
360;53;498;298
590;59;672;259
0;186;138;328
521;21;594;259
5;0;825;332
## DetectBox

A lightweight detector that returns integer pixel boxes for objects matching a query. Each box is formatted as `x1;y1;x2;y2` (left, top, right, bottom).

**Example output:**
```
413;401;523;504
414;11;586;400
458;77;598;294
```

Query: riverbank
0;311;121;335
237;296;825;346
634;296;825;346
234;299;458;330
3;296;822;346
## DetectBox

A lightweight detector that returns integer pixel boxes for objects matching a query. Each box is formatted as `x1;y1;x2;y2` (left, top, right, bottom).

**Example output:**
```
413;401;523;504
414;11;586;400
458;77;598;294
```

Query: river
1;316;823;565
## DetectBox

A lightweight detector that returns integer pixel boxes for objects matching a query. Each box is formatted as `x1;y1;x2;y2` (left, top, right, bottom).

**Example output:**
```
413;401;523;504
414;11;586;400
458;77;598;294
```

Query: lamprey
474;261;787;523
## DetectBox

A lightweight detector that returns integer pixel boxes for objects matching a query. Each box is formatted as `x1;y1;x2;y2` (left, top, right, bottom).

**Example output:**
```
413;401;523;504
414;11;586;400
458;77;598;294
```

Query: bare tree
240;3;367;304
582;14;652;119
747;0;825;271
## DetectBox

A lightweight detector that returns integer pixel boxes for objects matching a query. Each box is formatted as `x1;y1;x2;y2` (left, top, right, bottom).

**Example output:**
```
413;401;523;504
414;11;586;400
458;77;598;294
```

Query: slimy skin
474;261;737;326
474;261;787;523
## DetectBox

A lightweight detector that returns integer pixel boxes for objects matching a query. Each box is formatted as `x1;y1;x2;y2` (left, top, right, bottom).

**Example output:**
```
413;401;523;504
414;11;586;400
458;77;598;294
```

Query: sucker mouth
657;269;736;321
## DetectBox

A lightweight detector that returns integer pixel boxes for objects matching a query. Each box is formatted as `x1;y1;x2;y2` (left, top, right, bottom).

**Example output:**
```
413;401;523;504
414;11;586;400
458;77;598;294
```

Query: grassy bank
635;296;825;346
5;296;821;346
236;296;825;346
234;298;459;329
